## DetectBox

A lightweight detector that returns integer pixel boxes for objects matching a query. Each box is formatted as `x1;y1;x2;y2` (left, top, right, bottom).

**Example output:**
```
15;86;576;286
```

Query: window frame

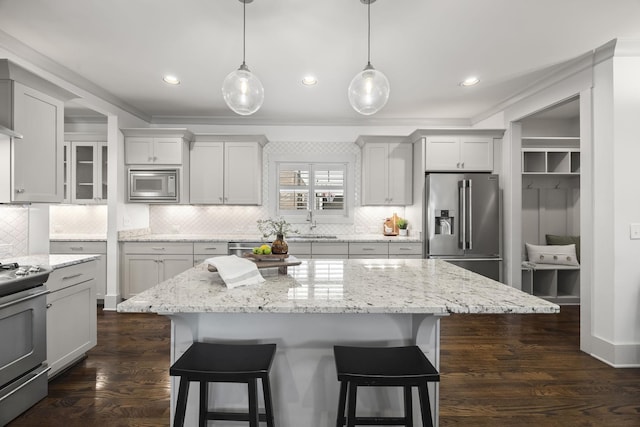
269;153;355;224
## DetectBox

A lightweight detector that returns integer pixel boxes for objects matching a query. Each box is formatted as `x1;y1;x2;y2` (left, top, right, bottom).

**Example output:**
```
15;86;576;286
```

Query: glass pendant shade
348;65;390;115
222;64;264;116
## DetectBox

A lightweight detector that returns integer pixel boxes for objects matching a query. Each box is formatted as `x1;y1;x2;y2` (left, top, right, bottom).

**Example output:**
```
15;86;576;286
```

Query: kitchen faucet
306;211;317;230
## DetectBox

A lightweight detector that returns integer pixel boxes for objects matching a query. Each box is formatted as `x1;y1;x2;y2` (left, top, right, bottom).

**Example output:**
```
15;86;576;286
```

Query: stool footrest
340;416;411;425
205;411;269;422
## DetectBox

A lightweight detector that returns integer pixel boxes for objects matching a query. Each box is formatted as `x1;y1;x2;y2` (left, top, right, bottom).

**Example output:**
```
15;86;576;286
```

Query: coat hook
555;181;561;189
527;181;533;189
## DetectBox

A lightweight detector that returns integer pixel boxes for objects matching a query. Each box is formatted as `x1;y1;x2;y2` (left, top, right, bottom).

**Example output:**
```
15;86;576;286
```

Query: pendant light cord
367;0;371;66
242;0;246;66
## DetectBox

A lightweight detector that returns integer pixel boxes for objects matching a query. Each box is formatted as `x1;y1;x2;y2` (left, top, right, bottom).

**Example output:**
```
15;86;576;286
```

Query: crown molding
150;114;472;128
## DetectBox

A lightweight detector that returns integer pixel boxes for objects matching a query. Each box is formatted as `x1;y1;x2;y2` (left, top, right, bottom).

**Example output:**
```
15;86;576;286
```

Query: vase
399;229;408;236
271;234;288;254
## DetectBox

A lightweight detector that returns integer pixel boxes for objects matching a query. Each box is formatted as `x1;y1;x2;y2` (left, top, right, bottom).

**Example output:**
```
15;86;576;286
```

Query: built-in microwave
128;169;178;202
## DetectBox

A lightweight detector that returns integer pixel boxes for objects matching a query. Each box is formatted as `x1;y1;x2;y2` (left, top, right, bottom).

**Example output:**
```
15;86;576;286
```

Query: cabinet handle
456;162;460;168
15;188;25;194
148;157;153;162
219;197;223;202
398;247;413;251
363;248;375;251
204;247;218;250
461;162;465;168
62;273;82;281
158;259;164;263
70;246;84;251
151;247;166;251
46;303;52;309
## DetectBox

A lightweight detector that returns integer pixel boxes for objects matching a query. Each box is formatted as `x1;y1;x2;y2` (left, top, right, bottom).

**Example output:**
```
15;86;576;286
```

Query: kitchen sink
288;234;338;240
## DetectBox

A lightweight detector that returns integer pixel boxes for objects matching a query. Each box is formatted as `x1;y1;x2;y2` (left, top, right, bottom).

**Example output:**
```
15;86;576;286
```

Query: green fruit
262;247;272;255
252;247;261;254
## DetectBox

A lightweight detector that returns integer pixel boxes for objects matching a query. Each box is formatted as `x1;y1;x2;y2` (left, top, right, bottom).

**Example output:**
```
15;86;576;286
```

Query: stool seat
170;342;276;427
334;345;440;427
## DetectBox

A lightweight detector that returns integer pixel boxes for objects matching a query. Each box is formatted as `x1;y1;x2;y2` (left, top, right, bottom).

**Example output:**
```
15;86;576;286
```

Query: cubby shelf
522;148;580;175
521;264;580;305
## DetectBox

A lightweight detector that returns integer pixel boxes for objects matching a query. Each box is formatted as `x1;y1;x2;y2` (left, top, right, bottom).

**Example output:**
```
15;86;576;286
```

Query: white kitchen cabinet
388;242;423;259
46;260;97;378
190;137;266;205
0;79;67;203
193;242;228;265
69;142;108;204
122;242;194;298
122;128;193;165
310;242;349;259
348;242;388;259
360;141;413;206
424;136;494;172
50;241;107;301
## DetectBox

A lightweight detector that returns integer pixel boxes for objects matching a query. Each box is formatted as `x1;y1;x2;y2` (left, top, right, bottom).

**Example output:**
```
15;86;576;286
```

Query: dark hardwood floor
8;305;640;426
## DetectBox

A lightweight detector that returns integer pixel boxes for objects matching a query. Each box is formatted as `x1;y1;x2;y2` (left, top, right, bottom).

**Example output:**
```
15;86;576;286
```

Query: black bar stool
170;342;276;427
333;345;440;427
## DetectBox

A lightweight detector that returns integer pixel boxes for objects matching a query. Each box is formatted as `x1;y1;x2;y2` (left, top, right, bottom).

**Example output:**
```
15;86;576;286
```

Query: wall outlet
630;223;640;240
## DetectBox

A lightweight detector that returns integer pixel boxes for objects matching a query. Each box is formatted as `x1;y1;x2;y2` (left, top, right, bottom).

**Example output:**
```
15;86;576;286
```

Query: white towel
206;255;265;289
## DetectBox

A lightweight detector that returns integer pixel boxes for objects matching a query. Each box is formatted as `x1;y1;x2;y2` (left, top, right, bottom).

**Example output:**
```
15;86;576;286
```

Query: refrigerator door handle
468;179;473;250
459;180;466;250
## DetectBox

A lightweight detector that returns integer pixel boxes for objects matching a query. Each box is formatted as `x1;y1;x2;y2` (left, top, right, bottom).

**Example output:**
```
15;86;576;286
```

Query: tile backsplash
50;205;108;234
0;205;29;257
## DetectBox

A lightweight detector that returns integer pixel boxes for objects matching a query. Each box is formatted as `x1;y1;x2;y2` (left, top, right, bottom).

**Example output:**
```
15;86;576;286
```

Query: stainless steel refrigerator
424;173;501;281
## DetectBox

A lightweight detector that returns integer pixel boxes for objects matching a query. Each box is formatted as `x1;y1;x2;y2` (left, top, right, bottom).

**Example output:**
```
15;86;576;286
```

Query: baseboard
590;335;640;367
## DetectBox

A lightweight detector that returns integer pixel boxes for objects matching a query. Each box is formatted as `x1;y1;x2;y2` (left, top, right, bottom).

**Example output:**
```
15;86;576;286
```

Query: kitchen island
117;258;558;426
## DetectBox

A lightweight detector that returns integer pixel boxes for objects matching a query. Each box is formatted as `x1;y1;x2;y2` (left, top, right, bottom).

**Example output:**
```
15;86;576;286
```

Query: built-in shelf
522;148;580;175
521;264;580;305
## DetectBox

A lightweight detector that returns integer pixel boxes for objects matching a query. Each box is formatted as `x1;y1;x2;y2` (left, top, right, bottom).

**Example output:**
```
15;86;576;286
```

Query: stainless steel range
0;262;51;426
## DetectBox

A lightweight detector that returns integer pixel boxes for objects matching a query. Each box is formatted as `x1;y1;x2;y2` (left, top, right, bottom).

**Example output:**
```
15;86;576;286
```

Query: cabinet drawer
50;241;107;254
46;260;97;293
287;242;311;255
122;242;193;255
311;242;349;255
349;242;388;256
193;242;228;255
388;242;422;256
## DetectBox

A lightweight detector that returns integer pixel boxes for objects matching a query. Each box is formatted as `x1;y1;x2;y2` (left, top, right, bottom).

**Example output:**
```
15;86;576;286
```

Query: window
277;162;347;217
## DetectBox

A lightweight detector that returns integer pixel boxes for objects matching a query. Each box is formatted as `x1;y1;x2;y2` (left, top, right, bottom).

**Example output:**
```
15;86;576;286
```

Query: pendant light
348;0;390;115
222;0;264;115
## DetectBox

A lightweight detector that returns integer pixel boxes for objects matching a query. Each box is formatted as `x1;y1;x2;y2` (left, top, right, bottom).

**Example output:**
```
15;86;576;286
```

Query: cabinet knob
461;162;465;168
456;162;460;168
15;188;25;194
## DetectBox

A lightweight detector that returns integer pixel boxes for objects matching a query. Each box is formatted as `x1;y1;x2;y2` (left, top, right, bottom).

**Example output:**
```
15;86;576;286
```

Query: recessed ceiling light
302;75;318;86
460;76;480;87
163;75;180;85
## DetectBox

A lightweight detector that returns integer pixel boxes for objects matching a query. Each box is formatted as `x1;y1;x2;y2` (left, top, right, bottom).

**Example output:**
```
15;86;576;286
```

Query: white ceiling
1;0;639;125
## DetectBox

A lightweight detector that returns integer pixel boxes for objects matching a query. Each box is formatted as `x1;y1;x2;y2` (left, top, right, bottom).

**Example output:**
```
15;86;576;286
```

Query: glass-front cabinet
63;140;108;204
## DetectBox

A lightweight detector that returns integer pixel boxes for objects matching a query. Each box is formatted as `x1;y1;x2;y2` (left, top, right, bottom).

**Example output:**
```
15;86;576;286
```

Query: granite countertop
50;234;107;242
117;233;422;243
117;258;559;315
1;254;100;270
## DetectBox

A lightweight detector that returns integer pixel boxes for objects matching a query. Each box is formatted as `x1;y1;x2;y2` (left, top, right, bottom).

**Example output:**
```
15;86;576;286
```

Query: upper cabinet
122;128;193;165
189;135;267;205
64;133;108;204
0;60;76;203
357;136;413;206
409;129;505;173
424;136;494;172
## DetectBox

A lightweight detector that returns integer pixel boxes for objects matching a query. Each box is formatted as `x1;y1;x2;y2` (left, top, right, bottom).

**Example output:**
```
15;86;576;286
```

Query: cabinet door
424;137;461;171
125;137;153;164
46;278;97;378
12;82;63;202
153;137;183;164
190;141;224;204
98;143;108;201
224;142;262;205
362;143;389;205
460;137;493;171
71;142;97;203
123;255;160;298
387;143;412;205
159;255;194;281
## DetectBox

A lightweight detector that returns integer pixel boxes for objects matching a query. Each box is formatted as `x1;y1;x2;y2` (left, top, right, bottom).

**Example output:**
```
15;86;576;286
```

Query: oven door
0;287;48;388
128;170;178;202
